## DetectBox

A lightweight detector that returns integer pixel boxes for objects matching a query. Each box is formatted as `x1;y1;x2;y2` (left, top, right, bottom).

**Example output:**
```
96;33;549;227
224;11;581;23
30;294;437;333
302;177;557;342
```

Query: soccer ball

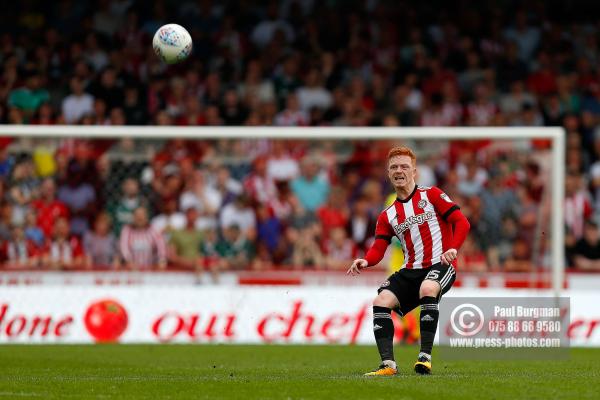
152;24;193;64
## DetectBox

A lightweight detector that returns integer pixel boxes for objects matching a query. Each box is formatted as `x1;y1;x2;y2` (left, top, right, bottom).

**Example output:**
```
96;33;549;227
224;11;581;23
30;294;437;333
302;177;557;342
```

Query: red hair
387;146;417;166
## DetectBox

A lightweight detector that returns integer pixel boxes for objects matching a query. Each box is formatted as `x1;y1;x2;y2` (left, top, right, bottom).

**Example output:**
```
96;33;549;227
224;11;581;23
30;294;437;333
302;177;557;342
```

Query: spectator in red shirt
0;203;12;242
31;178;69;238
157;139;204;164
243;155;277;205
456;236;487;272
317;186;349;240
175;95;206;126
41;217;85;270
421;59;458;99
527;52;557;96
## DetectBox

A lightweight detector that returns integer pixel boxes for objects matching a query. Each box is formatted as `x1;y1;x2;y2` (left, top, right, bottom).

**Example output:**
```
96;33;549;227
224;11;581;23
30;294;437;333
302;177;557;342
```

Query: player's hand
441;248;458;265
347;258;368;276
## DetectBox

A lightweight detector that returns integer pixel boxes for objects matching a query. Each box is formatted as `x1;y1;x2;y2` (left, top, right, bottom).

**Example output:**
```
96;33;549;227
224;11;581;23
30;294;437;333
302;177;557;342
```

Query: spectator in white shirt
238;60;276;104
220;194;256;240
296;68;333;112
151;198;186;234
62;77;94;124
179;170;222;231
250;2;294;48
266;141;299;182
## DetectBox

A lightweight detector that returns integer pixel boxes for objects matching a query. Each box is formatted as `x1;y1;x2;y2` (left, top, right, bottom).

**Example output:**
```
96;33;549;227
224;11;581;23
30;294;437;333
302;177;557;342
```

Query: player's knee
372;295;386;307
419;281;440;298
373;292;397;308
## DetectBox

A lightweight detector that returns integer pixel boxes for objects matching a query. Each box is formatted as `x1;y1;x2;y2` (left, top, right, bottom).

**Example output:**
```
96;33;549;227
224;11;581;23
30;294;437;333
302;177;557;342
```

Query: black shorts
377;263;456;316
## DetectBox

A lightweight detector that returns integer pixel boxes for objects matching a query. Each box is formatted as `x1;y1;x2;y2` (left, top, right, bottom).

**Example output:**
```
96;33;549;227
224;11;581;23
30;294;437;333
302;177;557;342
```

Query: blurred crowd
0;0;600;271
0;137;556;273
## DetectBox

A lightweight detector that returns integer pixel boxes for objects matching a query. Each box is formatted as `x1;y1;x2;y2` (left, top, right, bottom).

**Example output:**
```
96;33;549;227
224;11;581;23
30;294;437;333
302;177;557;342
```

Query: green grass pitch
0;345;599;399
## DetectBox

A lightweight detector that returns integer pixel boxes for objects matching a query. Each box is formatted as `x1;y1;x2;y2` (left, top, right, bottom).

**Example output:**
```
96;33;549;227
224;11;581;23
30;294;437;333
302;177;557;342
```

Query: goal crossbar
1;125;564;140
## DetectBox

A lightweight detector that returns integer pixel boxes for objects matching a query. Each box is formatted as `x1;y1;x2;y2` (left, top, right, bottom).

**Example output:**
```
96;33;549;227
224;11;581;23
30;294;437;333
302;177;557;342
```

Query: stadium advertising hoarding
0;287;598;346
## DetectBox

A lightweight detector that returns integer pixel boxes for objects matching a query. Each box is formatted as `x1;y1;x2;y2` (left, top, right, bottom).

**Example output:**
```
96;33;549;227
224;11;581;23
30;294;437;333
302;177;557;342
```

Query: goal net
0;126;565;293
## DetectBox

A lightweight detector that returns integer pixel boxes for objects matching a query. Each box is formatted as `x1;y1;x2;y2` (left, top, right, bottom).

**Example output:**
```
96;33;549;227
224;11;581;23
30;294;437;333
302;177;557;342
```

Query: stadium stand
0;0;599;272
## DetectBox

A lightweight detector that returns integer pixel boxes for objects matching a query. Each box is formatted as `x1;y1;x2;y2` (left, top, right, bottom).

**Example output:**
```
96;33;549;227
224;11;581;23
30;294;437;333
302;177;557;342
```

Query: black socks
373;297;439;363
373;306;395;362
419;296;439;355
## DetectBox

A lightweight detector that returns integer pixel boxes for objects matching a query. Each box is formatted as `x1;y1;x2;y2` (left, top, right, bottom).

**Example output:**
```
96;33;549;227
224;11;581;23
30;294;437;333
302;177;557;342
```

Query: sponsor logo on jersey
393;212;435;235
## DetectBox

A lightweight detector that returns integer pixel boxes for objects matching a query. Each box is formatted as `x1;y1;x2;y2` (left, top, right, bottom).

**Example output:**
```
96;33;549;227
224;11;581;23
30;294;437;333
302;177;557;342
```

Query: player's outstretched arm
347;258;368;275
348;235;390;275
348;211;392;275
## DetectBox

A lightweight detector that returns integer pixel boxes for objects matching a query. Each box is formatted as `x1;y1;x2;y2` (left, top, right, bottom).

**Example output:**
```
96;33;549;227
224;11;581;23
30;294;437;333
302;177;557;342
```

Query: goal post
0;125;565;294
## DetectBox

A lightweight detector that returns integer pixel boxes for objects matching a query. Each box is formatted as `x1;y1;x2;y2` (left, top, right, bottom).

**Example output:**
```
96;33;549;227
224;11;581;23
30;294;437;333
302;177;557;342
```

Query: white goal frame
1;125;565;294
